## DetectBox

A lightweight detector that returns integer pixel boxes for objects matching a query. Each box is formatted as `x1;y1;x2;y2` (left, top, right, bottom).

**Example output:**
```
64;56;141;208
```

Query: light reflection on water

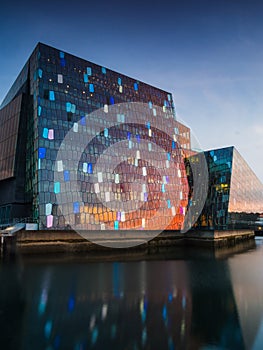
0;239;263;350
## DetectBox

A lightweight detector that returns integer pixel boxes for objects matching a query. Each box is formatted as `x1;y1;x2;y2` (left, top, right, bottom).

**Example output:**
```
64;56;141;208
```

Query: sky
1;0;263;181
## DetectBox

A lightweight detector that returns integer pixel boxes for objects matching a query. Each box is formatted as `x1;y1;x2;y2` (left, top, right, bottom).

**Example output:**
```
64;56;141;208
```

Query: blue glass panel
104;128;108;137
60;58;66;67
162;184;165;193
80;116;86;125
127;132;131;140
148;101;153;109
89;84;94;93
49;91;55;101
38;147;46;159
167;153;171;161
88;163;93;174
38;69;43;78
101;67;106;74
110;96;115;105
43;128;48;138
118;77;122;85
87;67;92;76
38;106;42;116
172;141;176;149
64;170;70;182
54;182;60;194
66;102;71;112
146;121;150;129
59;51;65;58
134;82;138;91
71;104;76;113
167;200;171;208
83;74;88;83
136;134;140;143
210;150;214;156
73;202;80;214
114;220;119;230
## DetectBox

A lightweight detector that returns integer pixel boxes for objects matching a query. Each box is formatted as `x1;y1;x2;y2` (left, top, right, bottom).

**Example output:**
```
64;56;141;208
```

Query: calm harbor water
1;238;263;350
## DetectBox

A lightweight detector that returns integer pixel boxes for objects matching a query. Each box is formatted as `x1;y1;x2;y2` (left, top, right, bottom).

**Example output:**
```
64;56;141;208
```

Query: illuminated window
64;170;70;182
57;74;63;83
54;182;60;194
49;91;55;101
38;148;46;159
80;116;86;126
73;202;80;214
88;163;93;174
43;128;48;138
89;84;94;93
83;74;88;83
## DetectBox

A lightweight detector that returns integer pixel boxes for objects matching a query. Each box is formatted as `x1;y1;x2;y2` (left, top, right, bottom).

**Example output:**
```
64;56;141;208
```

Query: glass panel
38;147;46;159
49;91;55;101
57;74;63;83
89;84;94;93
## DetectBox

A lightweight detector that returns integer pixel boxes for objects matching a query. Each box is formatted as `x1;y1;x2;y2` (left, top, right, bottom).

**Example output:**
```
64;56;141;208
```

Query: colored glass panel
38;147;46;159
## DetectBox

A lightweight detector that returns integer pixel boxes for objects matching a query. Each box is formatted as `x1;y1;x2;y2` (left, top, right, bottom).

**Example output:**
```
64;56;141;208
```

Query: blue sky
1;0;263;181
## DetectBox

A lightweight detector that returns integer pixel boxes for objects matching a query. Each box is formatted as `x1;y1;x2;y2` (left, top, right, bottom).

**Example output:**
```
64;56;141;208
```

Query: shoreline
1;229;256;261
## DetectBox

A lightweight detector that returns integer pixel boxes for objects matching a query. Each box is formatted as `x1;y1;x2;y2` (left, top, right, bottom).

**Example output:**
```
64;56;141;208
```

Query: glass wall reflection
3;245;263;349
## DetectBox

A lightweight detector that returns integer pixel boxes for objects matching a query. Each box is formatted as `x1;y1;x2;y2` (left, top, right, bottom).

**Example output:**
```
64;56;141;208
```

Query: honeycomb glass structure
186;146;263;230
0;43;189;231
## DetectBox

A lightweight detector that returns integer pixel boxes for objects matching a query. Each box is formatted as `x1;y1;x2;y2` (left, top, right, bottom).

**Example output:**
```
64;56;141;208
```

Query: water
1;239;263;350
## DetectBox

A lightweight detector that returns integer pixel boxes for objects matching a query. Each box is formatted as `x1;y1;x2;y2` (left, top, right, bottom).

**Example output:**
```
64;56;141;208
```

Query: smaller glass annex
186;146;263;230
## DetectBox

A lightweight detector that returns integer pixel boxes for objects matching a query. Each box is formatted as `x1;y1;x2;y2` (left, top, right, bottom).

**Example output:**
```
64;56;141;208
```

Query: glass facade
0;43;189;231
1;43;262;233
0;91;30;225
186;146;263;230
0;94;22;180
174;120;191;151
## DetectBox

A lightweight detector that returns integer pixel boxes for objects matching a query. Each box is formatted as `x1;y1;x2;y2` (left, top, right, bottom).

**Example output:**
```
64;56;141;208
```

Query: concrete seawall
6;228;255;255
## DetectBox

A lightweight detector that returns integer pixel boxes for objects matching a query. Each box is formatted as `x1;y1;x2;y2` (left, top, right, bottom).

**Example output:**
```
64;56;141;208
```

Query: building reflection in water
1;251;259;349
229;238;263;350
